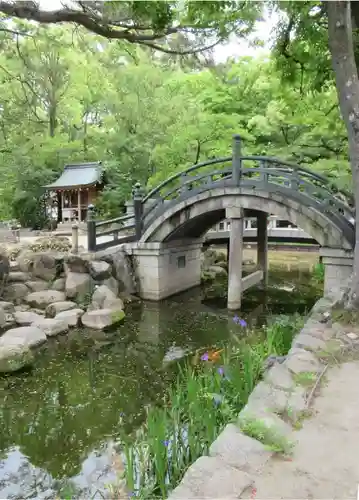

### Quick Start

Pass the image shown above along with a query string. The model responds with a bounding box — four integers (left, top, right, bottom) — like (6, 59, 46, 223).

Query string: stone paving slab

(263, 363, 295, 391)
(292, 332, 326, 351)
(240, 361, 359, 499)
(285, 347, 323, 375)
(168, 456, 253, 499)
(209, 424, 272, 473)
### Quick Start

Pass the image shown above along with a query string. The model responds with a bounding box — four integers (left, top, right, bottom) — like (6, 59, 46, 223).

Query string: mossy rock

(0, 348, 34, 373)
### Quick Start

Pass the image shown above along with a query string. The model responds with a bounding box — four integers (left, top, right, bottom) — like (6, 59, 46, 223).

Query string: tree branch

(0, 1, 225, 55)
(0, 26, 33, 36)
(135, 37, 222, 55)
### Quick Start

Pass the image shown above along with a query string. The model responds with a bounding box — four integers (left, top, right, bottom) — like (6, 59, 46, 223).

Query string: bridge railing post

(232, 134, 242, 186)
(132, 182, 144, 241)
(87, 204, 96, 252)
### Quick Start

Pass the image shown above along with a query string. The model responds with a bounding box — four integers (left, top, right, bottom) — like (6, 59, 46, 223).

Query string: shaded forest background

(0, 19, 349, 227)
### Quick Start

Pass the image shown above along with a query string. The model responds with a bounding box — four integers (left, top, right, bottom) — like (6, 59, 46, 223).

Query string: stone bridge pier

(319, 247, 354, 299)
(130, 239, 203, 300)
(125, 234, 354, 307)
(227, 208, 268, 310)
(127, 209, 269, 307)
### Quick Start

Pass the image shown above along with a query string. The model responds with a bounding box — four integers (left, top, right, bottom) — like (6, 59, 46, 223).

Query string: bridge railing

(87, 135, 355, 251)
(87, 207, 136, 252)
(141, 138, 353, 226)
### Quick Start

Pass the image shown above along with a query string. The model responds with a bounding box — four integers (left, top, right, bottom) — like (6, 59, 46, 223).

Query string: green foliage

(312, 262, 325, 285)
(237, 415, 294, 455)
(121, 314, 302, 498)
(0, 9, 352, 225)
(293, 371, 317, 387)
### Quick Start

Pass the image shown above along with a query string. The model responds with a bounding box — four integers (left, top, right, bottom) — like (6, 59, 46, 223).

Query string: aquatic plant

(119, 314, 303, 498)
(312, 262, 324, 285)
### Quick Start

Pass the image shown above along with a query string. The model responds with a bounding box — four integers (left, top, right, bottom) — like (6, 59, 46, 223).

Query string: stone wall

(168, 294, 342, 499)
(0, 240, 137, 373)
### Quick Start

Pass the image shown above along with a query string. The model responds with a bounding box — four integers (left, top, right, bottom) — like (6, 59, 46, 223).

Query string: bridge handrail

(142, 156, 232, 204)
(142, 154, 353, 214)
(142, 159, 354, 227)
(95, 213, 134, 228)
(146, 168, 232, 209)
(87, 141, 355, 252)
(240, 168, 354, 217)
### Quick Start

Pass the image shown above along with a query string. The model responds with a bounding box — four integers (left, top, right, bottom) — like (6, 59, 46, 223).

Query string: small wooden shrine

(44, 162, 105, 223)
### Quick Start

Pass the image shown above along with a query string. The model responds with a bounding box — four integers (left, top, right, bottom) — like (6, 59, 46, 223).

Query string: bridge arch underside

(140, 188, 352, 249)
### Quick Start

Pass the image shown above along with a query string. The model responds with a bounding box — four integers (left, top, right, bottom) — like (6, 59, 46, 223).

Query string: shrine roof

(45, 162, 103, 189)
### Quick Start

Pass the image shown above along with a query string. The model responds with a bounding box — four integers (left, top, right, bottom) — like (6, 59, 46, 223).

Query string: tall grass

(312, 262, 324, 285)
(119, 314, 303, 499)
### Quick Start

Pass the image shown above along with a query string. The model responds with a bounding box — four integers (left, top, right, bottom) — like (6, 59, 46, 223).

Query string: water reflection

(0, 266, 322, 498)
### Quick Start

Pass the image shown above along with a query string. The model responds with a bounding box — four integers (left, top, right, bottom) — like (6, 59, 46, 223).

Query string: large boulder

(45, 301, 77, 318)
(24, 290, 66, 309)
(102, 277, 118, 296)
(65, 272, 93, 301)
(3, 283, 29, 304)
(55, 308, 84, 327)
(0, 301, 15, 312)
(102, 249, 136, 294)
(17, 249, 63, 280)
(25, 280, 50, 292)
(14, 304, 30, 312)
(8, 272, 29, 283)
(0, 326, 47, 349)
(14, 311, 43, 326)
(32, 253, 63, 281)
(64, 254, 91, 274)
(89, 260, 112, 281)
(33, 318, 68, 337)
(51, 278, 65, 291)
(90, 285, 124, 311)
(81, 309, 125, 330)
(0, 344, 34, 373)
(16, 248, 35, 273)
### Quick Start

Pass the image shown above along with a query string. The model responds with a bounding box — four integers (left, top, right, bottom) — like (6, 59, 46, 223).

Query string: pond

(0, 252, 322, 499)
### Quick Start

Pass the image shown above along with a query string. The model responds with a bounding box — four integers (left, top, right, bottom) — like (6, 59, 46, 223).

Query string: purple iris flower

(233, 314, 240, 324)
(217, 366, 225, 376)
(233, 316, 247, 327)
(162, 440, 169, 447)
(201, 352, 209, 361)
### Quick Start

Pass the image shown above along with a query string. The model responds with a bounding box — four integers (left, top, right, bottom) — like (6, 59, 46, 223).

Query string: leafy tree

(1, 0, 359, 307)
(270, 0, 359, 305)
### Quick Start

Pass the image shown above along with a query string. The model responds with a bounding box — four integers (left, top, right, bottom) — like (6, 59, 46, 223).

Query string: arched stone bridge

(89, 136, 355, 308)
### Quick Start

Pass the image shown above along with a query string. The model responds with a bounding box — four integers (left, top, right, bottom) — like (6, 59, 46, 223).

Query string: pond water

(0, 254, 322, 499)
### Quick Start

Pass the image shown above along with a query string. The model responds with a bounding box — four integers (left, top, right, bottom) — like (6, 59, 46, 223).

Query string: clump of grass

(312, 262, 324, 285)
(119, 314, 303, 498)
(238, 415, 295, 455)
(293, 371, 317, 387)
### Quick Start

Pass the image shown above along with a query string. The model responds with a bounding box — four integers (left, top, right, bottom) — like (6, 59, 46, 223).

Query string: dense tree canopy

(3, 0, 359, 306)
(0, 10, 349, 224)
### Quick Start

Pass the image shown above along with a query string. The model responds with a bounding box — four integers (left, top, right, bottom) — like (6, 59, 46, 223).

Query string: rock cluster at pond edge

(0, 243, 137, 373)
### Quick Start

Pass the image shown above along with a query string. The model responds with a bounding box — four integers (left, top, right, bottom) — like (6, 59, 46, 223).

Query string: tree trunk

(327, 0, 359, 307)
